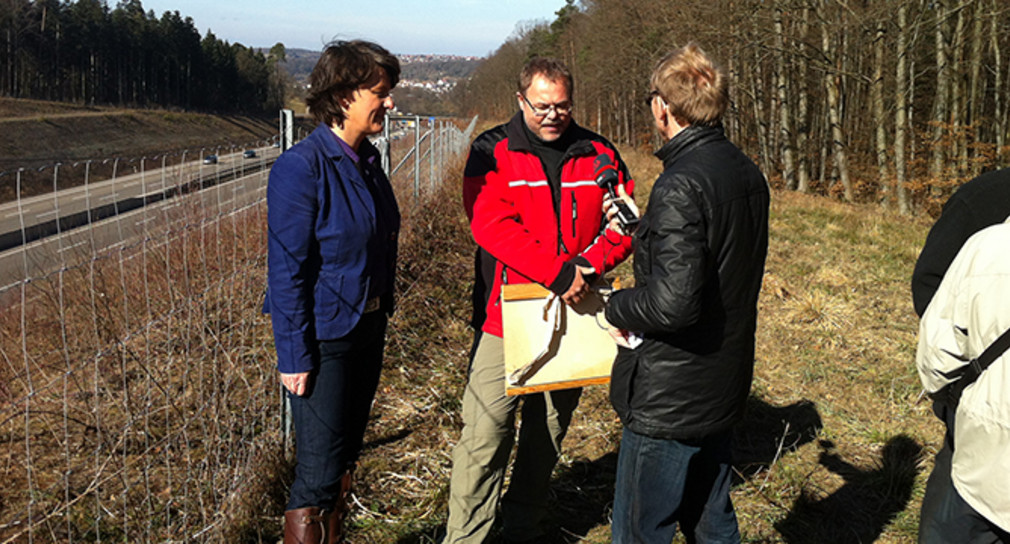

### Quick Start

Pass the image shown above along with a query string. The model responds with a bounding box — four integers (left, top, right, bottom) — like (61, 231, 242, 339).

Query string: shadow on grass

(733, 397, 824, 483)
(390, 396, 825, 543)
(388, 397, 921, 544)
(388, 452, 620, 544)
(774, 435, 923, 544)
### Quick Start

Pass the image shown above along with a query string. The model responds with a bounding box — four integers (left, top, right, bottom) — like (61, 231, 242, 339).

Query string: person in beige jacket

(916, 215, 1010, 542)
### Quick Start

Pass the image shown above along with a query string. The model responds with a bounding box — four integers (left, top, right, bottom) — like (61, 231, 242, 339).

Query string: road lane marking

(58, 240, 88, 253)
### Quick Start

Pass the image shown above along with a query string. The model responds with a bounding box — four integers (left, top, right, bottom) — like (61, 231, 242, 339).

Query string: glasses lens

(523, 94, 570, 117)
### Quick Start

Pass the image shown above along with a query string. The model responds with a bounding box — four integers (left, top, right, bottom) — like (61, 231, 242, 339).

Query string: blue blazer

(265, 124, 400, 373)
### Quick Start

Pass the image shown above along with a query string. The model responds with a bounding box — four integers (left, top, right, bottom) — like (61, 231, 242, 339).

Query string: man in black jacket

(604, 43, 769, 543)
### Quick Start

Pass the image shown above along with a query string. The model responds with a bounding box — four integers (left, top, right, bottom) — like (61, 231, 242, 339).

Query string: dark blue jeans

(612, 427, 739, 544)
(286, 311, 387, 511)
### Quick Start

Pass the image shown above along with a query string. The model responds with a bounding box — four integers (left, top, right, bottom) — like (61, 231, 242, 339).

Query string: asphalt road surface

(0, 145, 278, 292)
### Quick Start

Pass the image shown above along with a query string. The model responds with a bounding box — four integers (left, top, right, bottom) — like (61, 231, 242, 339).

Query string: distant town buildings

(290, 51, 480, 97)
(396, 54, 480, 94)
(397, 54, 482, 63)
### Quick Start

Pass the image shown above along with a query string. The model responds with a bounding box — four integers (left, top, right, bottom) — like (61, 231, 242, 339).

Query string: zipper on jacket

(571, 193, 577, 237)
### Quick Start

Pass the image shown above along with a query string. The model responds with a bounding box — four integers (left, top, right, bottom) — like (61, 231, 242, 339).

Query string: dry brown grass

(333, 146, 939, 543)
(0, 199, 281, 542)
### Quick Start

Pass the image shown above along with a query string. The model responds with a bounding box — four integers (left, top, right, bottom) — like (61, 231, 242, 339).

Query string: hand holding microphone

(594, 155, 639, 235)
(604, 184, 639, 236)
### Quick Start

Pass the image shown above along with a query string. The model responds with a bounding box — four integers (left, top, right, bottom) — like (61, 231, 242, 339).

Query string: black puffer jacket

(605, 124, 769, 440)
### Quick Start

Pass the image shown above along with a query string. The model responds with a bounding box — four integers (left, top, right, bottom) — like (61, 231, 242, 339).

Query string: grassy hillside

(0, 97, 278, 171)
(223, 145, 939, 543)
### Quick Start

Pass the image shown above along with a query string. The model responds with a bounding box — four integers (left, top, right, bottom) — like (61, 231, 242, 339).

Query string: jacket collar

(310, 123, 381, 165)
(655, 124, 726, 168)
(504, 111, 596, 158)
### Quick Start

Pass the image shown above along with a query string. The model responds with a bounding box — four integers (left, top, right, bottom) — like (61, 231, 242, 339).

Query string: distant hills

(277, 48, 481, 90)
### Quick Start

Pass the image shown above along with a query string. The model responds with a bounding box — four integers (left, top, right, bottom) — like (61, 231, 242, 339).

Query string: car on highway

(203, 154, 218, 165)
(243, 150, 257, 159)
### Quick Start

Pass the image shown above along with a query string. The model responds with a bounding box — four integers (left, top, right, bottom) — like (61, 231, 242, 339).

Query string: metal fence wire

(0, 113, 475, 542)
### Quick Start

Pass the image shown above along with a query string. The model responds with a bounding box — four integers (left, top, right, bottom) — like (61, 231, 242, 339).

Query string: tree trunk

(796, 4, 811, 194)
(895, 1, 911, 215)
(774, 7, 796, 190)
(968, 0, 984, 175)
(950, 6, 966, 177)
(928, 0, 950, 184)
(872, 18, 889, 200)
(751, 52, 772, 178)
(821, 12, 852, 201)
(991, 0, 1005, 163)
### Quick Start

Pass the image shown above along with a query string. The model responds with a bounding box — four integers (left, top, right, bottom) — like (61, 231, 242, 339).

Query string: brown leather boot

(326, 469, 354, 543)
(284, 507, 328, 544)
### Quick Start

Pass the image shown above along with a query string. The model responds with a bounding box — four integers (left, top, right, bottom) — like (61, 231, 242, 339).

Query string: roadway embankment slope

(0, 97, 276, 171)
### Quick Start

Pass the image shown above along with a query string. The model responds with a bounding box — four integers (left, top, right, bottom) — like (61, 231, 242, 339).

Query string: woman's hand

(602, 184, 640, 236)
(281, 371, 312, 397)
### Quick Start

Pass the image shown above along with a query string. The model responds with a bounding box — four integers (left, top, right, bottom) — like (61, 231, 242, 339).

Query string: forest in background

(455, 0, 1010, 216)
(0, 0, 287, 113)
(6, 0, 1009, 216)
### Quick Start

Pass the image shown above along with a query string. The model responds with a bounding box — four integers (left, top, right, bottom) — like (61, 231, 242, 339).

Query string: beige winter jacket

(917, 216, 1010, 532)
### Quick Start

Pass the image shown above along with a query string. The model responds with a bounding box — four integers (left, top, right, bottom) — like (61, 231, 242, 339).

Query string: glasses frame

(644, 89, 661, 107)
(520, 93, 573, 118)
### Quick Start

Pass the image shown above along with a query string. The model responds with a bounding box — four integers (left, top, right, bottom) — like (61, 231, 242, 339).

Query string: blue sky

(138, 0, 570, 57)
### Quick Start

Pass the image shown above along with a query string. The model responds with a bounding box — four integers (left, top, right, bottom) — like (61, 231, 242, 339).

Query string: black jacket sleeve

(606, 177, 708, 334)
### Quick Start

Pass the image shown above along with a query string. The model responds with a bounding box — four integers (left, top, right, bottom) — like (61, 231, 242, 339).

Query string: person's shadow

(391, 398, 922, 543)
(774, 435, 923, 543)
(732, 397, 824, 483)
(391, 396, 826, 543)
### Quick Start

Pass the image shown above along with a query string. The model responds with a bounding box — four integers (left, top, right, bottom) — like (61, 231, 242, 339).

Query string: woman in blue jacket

(265, 40, 400, 544)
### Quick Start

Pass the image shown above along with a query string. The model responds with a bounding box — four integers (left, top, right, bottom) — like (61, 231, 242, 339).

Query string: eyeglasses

(644, 89, 661, 107)
(520, 93, 572, 117)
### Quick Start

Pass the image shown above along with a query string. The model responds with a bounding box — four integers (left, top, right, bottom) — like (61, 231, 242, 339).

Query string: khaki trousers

(443, 333, 581, 543)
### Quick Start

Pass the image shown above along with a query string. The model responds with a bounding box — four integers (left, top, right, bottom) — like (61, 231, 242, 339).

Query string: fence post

(280, 109, 294, 152)
(279, 109, 295, 459)
(381, 115, 392, 176)
(414, 115, 421, 199)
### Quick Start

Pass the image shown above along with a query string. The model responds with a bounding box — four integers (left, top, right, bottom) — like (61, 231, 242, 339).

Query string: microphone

(593, 155, 639, 233)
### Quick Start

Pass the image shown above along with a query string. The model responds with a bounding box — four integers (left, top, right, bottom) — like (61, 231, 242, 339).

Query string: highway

(0, 145, 279, 291)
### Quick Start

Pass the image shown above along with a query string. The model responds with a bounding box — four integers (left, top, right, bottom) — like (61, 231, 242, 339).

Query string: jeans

(612, 427, 739, 544)
(286, 311, 387, 511)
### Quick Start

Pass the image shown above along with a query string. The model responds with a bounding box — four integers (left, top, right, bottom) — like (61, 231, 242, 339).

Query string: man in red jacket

(443, 57, 635, 543)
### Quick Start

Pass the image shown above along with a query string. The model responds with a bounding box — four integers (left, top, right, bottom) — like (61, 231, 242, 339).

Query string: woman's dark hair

(306, 40, 400, 127)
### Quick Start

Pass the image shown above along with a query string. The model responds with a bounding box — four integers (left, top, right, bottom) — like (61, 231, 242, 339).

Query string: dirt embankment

(0, 97, 278, 172)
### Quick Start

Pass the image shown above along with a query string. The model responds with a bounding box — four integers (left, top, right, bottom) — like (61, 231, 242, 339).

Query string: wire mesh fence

(0, 113, 475, 542)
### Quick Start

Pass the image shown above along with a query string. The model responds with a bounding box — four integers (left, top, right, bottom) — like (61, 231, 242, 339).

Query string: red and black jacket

(463, 113, 635, 337)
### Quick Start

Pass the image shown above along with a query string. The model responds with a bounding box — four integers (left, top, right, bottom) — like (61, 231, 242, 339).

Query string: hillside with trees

(0, 0, 286, 113)
(456, 0, 1010, 217)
